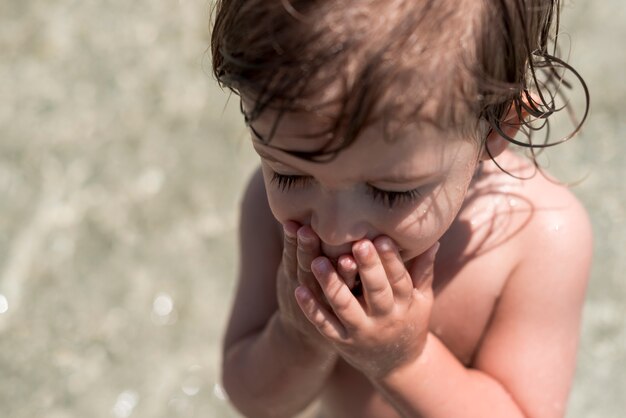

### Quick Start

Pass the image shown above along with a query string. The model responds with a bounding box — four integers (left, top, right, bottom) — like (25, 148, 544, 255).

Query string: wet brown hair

(210, 0, 589, 169)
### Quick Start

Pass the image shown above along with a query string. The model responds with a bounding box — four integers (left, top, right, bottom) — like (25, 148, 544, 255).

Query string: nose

(310, 192, 368, 259)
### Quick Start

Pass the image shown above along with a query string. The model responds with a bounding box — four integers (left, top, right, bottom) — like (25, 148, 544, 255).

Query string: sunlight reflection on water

(0, 294, 8, 314)
(112, 390, 139, 418)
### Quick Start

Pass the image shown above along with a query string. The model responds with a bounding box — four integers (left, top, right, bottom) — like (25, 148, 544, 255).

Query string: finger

(337, 255, 358, 290)
(295, 285, 346, 341)
(281, 221, 300, 278)
(373, 236, 413, 303)
(408, 242, 440, 294)
(296, 226, 324, 297)
(353, 240, 394, 316)
(311, 257, 367, 329)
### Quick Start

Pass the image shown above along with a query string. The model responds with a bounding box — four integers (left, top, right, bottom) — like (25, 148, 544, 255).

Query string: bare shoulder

(470, 151, 593, 417)
(463, 150, 593, 271)
(510, 156, 593, 272)
(223, 166, 283, 349)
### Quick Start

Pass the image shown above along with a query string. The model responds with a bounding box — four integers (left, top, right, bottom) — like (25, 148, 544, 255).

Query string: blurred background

(0, 1, 623, 417)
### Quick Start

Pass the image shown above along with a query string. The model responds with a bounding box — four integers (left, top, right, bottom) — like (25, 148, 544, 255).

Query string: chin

(399, 249, 413, 262)
(400, 248, 426, 264)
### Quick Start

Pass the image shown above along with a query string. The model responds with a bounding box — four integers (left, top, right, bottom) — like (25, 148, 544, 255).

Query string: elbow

(221, 351, 291, 418)
(221, 351, 257, 418)
(221, 362, 262, 418)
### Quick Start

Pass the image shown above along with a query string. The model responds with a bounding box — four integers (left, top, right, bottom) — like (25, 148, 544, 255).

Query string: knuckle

(384, 252, 402, 267)
(283, 251, 296, 269)
(298, 237, 314, 250)
(333, 294, 352, 313)
(297, 248, 313, 263)
(359, 263, 377, 277)
(364, 283, 388, 301)
(297, 257, 312, 273)
(284, 234, 297, 248)
(324, 279, 342, 296)
(389, 271, 408, 285)
(283, 240, 295, 256)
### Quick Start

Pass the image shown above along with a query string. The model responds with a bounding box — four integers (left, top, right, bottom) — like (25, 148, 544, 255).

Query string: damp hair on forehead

(210, 0, 589, 172)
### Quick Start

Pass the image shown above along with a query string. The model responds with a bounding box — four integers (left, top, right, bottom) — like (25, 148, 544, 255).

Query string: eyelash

(270, 172, 422, 208)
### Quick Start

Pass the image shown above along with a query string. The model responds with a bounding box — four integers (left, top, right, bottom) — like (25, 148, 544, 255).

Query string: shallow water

(0, 1, 624, 417)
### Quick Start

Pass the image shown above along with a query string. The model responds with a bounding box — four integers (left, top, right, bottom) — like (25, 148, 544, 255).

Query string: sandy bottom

(0, 1, 624, 417)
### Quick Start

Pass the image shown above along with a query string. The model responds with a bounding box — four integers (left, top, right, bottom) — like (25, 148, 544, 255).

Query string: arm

(223, 313, 337, 418)
(370, 197, 592, 417)
(372, 332, 526, 418)
(222, 168, 337, 418)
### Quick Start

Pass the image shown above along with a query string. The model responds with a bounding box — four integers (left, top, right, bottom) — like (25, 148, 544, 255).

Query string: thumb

(409, 242, 440, 292)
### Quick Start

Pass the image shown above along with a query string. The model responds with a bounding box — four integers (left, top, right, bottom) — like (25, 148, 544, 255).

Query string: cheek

(385, 182, 470, 257)
(384, 210, 442, 260)
(260, 166, 308, 224)
(265, 188, 310, 225)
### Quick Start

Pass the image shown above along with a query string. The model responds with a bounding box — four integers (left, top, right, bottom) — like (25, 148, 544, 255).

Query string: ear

(480, 102, 528, 161)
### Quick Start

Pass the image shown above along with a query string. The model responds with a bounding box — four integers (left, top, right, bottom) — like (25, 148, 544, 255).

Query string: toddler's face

(249, 107, 481, 263)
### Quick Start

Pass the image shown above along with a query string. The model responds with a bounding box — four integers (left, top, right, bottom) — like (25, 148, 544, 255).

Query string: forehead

(249, 103, 477, 177)
(242, 85, 477, 161)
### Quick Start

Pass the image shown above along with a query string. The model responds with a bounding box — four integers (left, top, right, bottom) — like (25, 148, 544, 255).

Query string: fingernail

(339, 255, 356, 271)
(295, 286, 310, 301)
(311, 257, 328, 273)
(355, 241, 370, 257)
(375, 237, 393, 253)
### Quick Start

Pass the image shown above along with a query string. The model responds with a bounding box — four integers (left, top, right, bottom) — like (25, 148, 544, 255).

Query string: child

(211, 0, 592, 417)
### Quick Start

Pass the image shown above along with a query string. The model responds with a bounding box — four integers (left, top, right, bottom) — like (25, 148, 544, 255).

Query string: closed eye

(366, 186, 422, 208)
(270, 172, 422, 208)
(270, 172, 310, 191)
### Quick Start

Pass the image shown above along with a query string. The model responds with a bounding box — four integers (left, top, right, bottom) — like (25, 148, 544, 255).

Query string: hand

(294, 235, 440, 380)
(275, 221, 334, 351)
